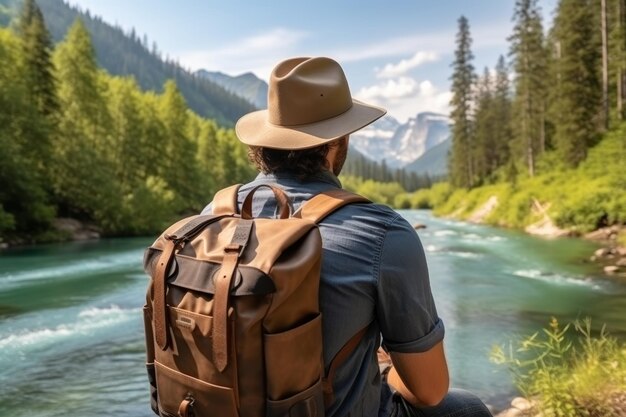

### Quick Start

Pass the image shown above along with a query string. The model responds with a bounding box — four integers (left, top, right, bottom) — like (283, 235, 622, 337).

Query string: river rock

(53, 218, 100, 241)
(617, 247, 626, 257)
(511, 397, 533, 411)
(496, 407, 523, 417)
(604, 265, 620, 274)
(413, 223, 427, 230)
(616, 258, 626, 267)
(594, 247, 611, 258)
(0, 242, 8, 249)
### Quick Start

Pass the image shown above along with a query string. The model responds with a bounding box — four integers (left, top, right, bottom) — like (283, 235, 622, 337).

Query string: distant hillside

(197, 70, 268, 109)
(0, 0, 256, 126)
(404, 136, 450, 177)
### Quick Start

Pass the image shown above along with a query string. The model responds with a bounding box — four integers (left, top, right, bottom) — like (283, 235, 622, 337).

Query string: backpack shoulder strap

(211, 184, 242, 215)
(293, 189, 370, 224)
(322, 324, 371, 406)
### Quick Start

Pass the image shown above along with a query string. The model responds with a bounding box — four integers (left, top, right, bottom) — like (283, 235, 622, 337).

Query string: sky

(66, 0, 558, 123)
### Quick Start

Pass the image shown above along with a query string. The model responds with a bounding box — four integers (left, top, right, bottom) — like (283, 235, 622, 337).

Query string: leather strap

(177, 396, 194, 417)
(212, 184, 242, 215)
(154, 240, 178, 350)
(322, 325, 370, 407)
(154, 214, 233, 351)
(212, 220, 254, 372)
(165, 214, 230, 243)
(293, 189, 370, 224)
(241, 184, 291, 219)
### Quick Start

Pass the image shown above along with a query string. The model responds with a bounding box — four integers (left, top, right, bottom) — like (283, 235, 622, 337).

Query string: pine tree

(14, 0, 58, 177)
(473, 67, 495, 183)
(17, 0, 57, 118)
(52, 19, 119, 225)
(492, 55, 513, 171)
(609, 0, 626, 121)
(0, 28, 55, 236)
(509, 0, 548, 176)
(159, 80, 202, 210)
(602, 0, 610, 129)
(106, 76, 144, 188)
(449, 15, 476, 188)
(549, 0, 601, 166)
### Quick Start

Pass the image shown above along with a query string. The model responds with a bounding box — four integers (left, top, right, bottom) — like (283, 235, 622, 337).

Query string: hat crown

(268, 57, 353, 126)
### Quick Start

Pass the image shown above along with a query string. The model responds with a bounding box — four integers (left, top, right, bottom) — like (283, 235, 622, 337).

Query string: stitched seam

(373, 213, 402, 286)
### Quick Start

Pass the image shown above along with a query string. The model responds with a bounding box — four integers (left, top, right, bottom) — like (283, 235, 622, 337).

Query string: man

(203, 57, 491, 417)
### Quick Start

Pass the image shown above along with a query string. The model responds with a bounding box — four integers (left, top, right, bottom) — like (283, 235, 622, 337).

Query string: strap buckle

(224, 243, 244, 257)
(164, 233, 188, 245)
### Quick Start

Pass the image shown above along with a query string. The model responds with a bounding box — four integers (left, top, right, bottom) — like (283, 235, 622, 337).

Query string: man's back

(202, 170, 444, 417)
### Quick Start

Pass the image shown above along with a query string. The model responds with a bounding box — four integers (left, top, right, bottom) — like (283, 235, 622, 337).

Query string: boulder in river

(413, 223, 427, 230)
(604, 265, 620, 274)
(53, 218, 100, 241)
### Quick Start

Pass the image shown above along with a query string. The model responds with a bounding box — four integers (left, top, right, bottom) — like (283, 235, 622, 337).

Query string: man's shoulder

(324, 198, 412, 234)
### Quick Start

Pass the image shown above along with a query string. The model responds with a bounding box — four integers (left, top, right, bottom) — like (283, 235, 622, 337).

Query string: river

(1, 210, 625, 416)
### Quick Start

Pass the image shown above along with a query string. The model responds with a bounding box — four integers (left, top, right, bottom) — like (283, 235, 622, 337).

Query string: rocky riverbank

(0, 218, 101, 249)
(460, 195, 626, 280)
(495, 393, 626, 417)
(585, 225, 626, 280)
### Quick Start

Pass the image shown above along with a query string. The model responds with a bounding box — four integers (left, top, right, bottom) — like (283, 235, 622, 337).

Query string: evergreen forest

(411, 0, 626, 234)
(0, 0, 255, 243)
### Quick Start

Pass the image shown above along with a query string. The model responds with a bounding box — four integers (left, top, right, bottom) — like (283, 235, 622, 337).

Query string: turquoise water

(1, 211, 625, 415)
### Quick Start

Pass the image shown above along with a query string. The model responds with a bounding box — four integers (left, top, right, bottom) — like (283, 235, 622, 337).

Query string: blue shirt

(202, 170, 444, 417)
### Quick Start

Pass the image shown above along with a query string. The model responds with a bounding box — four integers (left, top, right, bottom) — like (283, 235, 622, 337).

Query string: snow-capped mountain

(351, 112, 451, 169)
(349, 115, 400, 162)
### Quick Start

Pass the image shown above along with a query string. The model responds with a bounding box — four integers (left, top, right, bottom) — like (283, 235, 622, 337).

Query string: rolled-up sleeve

(376, 215, 444, 353)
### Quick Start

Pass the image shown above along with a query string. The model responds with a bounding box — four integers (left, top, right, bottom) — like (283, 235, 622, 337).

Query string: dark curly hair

(247, 143, 334, 179)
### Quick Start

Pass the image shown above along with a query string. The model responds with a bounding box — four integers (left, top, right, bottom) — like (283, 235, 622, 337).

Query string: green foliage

(491, 318, 626, 417)
(0, 14, 256, 242)
(343, 149, 435, 192)
(0, 27, 55, 238)
(402, 182, 455, 210)
(340, 176, 406, 206)
(418, 123, 626, 232)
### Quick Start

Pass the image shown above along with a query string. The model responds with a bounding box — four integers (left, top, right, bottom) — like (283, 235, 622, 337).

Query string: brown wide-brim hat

(236, 57, 387, 150)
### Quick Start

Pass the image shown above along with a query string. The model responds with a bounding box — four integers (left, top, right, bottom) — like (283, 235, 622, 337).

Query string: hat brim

(235, 99, 387, 150)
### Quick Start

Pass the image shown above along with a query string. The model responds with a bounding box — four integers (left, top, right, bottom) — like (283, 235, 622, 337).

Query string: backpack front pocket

(154, 361, 239, 417)
(263, 313, 323, 401)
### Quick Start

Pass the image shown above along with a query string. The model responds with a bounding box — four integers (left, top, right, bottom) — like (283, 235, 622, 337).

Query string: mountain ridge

(351, 112, 451, 174)
(0, 0, 257, 126)
(196, 69, 268, 109)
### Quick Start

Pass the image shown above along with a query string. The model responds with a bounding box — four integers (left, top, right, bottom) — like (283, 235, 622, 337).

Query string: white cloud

(356, 78, 452, 123)
(358, 77, 419, 101)
(376, 51, 439, 78)
(178, 28, 308, 79)
(329, 22, 510, 64)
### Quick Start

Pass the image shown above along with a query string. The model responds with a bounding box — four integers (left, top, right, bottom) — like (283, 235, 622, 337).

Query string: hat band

(267, 102, 355, 128)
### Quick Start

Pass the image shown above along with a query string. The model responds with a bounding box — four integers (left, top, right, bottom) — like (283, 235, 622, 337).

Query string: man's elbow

(413, 381, 449, 407)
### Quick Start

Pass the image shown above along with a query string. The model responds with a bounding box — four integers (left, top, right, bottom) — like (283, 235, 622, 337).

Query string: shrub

(491, 318, 626, 417)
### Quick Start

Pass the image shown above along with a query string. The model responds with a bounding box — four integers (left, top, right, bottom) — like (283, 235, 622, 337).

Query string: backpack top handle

(241, 184, 292, 219)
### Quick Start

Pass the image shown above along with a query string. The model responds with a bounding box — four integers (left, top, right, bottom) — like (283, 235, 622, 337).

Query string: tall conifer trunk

(602, 0, 609, 129)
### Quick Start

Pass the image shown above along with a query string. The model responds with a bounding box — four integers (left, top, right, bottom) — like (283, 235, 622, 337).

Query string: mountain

(349, 115, 400, 161)
(196, 70, 268, 109)
(350, 112, 450, 169)
(0, 0, 256, 126)
(404, 136, 451, 177)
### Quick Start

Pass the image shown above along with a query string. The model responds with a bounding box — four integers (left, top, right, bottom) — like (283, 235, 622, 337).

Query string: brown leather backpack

(143, 184, 369, 417)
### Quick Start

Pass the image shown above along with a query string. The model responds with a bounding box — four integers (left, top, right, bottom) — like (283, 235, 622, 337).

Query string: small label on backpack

(175, 316, 196, 331)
